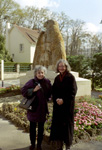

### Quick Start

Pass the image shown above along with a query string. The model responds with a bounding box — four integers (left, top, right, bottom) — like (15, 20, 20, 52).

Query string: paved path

(0, 116, 102, 150)
(0, 116, 29, 150)
(0, 116, 53, 150)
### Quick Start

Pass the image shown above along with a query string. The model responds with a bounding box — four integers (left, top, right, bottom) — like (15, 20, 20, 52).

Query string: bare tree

(88, 34, 102, 57)
(24, 6, 51, 30)
(0, 0, 21, 34)
(68, 19, 86, 55)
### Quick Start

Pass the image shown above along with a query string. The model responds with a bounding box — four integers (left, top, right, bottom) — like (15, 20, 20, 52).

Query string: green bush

(91, 53, 102, 88)
(67, 55, 90, 78)
(0, 34, 12, 62)
(67, 53, 102, 89)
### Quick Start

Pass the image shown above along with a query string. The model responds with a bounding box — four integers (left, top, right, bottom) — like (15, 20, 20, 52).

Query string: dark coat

(21, 77, 52, 122)
(50, 71, 77, 146)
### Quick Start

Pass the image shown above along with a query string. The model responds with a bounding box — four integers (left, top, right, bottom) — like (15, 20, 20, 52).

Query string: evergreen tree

(0, 34, 12, 62)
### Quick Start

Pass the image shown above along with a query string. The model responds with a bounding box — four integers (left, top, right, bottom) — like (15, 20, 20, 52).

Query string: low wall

(20, 70, 91, 97)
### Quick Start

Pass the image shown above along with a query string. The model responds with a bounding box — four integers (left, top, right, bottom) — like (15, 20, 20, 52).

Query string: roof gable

(13, 25, 40, 44)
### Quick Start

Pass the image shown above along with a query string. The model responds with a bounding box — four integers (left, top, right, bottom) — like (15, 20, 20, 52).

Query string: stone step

(71, 71, 79, 78)
(76, 77, 91, 97)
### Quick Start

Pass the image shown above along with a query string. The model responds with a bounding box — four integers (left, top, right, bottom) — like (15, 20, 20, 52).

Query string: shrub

(67, 55, 90, 78)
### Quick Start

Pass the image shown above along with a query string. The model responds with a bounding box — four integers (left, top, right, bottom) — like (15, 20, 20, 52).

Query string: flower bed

(0, 96, 102, 143)
(0, 85, 20, 93)
(0, 85, 21, 97)
(0, 103, 29, 132)
(74, 102, 102, 134)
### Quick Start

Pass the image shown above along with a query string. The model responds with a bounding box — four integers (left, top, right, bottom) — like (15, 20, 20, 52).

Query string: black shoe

(37, 146, 42, 150)
(66, 147, 70, 150)
(29, 145, 35, 150)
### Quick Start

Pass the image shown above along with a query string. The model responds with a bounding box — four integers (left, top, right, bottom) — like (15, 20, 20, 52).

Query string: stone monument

(20, 20, 91, 97)
(33, 20, 66, 70)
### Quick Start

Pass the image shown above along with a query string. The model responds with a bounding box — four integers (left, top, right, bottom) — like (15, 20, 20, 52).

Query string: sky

(14, 0, 102, 33)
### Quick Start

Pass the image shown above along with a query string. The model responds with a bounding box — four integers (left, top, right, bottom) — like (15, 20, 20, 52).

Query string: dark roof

(15, 25, 40, 44)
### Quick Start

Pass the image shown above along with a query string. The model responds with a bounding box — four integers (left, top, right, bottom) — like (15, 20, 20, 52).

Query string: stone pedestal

(19, 70, 91, 97)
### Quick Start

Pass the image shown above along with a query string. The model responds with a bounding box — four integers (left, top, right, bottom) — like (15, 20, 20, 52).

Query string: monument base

(19, 70, 91, 97)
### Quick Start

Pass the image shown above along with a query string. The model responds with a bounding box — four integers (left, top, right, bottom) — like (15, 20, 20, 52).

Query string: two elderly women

(21, 59, 77, 150)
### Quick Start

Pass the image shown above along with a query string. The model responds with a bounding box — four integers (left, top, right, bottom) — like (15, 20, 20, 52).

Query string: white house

(6, 23, 40, 63)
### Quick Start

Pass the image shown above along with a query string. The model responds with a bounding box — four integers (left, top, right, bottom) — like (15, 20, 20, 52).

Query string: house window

(19, 44, 24, 52)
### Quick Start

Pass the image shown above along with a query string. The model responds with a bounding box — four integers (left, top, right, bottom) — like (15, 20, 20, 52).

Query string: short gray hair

(34, 65, 47, 77)
(56, 59, 71, 73)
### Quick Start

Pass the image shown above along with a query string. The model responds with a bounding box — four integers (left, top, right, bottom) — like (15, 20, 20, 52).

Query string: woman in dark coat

(50, 59, 77, 150)
(21, 65, 52, 150)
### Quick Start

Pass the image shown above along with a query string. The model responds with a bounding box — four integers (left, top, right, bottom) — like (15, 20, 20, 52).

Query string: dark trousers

(30, 121, 44, 147)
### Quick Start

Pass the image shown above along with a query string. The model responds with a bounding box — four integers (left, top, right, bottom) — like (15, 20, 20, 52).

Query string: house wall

(7, 27, 35, 63)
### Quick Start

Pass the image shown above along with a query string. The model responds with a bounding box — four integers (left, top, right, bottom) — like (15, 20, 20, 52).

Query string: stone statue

(20, 20, 91, 97)
(33, 20, 66, 70)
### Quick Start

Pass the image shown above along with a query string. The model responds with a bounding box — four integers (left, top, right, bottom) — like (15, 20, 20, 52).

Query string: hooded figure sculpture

(33, 20, 66, 70)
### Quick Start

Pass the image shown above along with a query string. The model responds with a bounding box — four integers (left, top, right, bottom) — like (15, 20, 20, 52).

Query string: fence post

(16, 64, 20, 73)
(1, 60, 4, 87)
(30, 64, 33, 70)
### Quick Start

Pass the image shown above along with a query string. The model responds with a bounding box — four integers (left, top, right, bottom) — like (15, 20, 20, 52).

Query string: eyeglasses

(58, 65, 66, 68)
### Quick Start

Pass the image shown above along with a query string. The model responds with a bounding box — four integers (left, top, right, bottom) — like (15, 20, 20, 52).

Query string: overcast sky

(14, 0, 102, 33)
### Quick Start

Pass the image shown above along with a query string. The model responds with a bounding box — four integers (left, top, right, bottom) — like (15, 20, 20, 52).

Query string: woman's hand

(33, 85, 41, 92)
(56, 98, 63, 105)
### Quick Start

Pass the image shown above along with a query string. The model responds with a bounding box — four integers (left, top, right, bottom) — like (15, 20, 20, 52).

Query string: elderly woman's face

(58, 62, 66, 74)
(36, 70, 45, 79)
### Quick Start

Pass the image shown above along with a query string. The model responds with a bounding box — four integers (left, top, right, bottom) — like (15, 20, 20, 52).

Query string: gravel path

(91, 90, 102, 99)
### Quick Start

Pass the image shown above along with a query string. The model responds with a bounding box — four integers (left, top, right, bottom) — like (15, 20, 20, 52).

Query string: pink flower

(74, 126, 78, 130)
(74, 100, 102, 131)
